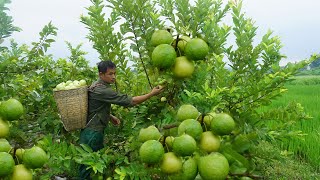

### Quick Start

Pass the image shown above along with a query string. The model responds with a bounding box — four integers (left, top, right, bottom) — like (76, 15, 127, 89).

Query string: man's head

(98, 60, 116, 84)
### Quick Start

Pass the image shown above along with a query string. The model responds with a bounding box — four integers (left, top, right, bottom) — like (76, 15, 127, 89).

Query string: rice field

(265, 75, 320, 170)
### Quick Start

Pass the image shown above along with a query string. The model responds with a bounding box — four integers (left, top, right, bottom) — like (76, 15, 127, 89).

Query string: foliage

(1, 43, 94, 133)
(261, 82, 320, 171)
(258, 102, 311, 142)
(33, 134, 156, 179)
(0, 18, 96, 170)
(1, 0, 320, 179)
(309, 57, 320, 69)
(76, 0, 319, 178)
(108, 0, 163, 89)
(0, 0, 21, 42)
(297, 67, 320, 76)
(287, 75, 320, 85)
(253, 141, 320, 179)
(28, 22, 57, 59)
(80, 0, 136, 93)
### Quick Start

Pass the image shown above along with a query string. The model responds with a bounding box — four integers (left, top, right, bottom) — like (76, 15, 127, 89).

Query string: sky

(3, 0, 320, 66)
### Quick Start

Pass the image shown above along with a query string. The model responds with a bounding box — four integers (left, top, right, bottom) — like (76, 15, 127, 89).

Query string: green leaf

(232, 134, 252, 153)
(220, 144, 249, 169)
(229, 161, 247, 174)
(80, 144, 93, 153)
(45, 39, 55, 43)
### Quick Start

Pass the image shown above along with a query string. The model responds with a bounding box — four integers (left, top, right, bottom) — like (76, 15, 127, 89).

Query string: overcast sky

(4, 0, 320, 66)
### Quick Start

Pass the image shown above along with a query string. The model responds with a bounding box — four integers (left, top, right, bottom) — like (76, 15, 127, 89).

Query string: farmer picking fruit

(79, 60, 164, 179)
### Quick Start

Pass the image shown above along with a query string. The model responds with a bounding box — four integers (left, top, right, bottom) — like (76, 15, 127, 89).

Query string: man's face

(100, 68, 116, 84)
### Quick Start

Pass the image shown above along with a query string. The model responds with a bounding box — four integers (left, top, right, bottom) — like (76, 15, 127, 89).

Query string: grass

(264, 76, 320, 170)
(254, 141, 320, 179)
(287, 75, 320, 85)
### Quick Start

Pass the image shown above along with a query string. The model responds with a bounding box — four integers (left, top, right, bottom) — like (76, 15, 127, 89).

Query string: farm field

(265, 75, 320, 170)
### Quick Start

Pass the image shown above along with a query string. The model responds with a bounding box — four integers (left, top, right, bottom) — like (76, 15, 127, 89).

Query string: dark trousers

(79, 128, 104, 180)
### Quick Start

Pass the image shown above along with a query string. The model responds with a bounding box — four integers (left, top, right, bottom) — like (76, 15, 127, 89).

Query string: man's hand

(110, 115, 121, 126)
(131, 85, 165, 106)
(151, 85, 165, 96)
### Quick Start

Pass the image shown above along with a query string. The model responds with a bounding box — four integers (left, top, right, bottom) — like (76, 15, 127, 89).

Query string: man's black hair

(97, 60, 116, 73)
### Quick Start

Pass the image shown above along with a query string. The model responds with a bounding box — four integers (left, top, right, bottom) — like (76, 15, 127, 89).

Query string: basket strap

(88, 83, 104, 92)
(86, 102, 107, 126)
(86, 82, 106, 127)
(85, 114, 98, 128)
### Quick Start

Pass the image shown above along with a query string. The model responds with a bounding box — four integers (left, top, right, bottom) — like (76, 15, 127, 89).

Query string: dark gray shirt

(86, 78, 133, 132)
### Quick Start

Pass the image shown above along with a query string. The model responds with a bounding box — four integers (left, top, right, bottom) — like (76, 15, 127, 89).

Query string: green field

(266, 76, 320, 170)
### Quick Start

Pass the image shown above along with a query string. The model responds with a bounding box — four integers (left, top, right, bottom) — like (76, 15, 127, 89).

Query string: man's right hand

(131, 85, 165, 106)
(151, 85, 165, 96)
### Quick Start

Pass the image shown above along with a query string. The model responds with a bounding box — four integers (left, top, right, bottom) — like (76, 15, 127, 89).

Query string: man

(79, 60, 164, 179)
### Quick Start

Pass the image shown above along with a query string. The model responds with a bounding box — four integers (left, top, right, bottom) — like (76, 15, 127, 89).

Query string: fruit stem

(162, 123, 179, 130)
(174, 34, 180, 56)
(164, 139, 170, 151)
(129, 20, 153, 89)
(141, 58, 153, 89)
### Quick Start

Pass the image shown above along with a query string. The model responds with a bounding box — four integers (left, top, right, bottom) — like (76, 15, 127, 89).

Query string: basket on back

(53, 86, 88, 131)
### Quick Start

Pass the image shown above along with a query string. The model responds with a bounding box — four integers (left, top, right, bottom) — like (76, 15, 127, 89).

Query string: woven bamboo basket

(53, 86, 88, 131)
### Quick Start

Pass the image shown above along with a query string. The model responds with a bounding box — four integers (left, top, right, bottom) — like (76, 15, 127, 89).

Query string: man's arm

(131, 85, 164, 105)
(109, 86, 164, 125)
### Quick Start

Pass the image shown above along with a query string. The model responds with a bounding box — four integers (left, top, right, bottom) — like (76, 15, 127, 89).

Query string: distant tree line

(297, 57, 320, 76)
(309, 57, 320, 69)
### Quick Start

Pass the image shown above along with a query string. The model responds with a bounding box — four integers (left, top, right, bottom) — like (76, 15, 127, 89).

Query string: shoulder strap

(85, 104, 107, 127)
(86, 83, 106, 127)
(88, 83, 104, 92)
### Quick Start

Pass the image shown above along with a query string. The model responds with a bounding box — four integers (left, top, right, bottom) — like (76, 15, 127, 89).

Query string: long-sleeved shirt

(85, 78, 133, 132)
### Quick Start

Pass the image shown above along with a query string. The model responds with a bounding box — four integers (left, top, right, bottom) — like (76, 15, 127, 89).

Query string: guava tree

(0, 0, 96, 132)
(0, 1, 102, 178)
(77, 0, 318, 179)
(0, 0, 20, 44)
(0, 4, 97, 176)
(0, 29, 98, 179)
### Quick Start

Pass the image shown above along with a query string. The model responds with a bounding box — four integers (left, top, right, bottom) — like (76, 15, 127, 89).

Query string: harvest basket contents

(53, 80, 88, 131)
